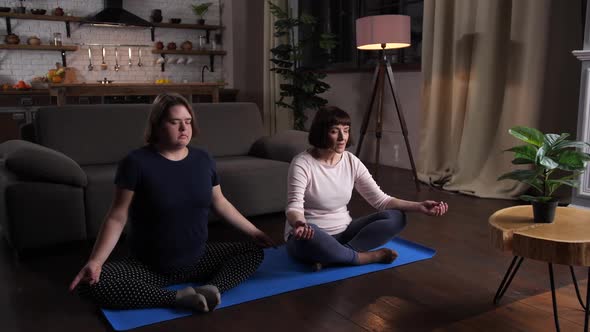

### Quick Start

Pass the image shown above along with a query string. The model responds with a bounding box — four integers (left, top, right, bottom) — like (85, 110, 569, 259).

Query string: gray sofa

(0, 103, 308, 252)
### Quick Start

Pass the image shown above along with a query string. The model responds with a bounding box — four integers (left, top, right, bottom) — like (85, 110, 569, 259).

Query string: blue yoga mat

(102, 238, 435, 331)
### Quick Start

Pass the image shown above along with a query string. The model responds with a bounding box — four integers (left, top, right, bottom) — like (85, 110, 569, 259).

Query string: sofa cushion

(36, 105, 150, 166)
(250, 130, 310, 163)
(215, 156, 288, 217)
(82, 164, 118, 238)
(192, 103, 264, 157)
(3, 140, 87, 187)
(6, 183, 86, 250)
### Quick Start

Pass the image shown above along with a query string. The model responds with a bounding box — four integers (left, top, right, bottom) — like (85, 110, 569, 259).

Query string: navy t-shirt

(115, 145, 218, 271)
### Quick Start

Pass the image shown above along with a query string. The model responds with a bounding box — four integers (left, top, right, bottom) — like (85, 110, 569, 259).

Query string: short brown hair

(145, 93, 198, 144)
(308, 106, 354, 149)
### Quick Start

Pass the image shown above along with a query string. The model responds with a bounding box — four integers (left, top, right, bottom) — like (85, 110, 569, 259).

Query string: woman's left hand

(250, 229, 276, 248)
(418, 200, 448, 216)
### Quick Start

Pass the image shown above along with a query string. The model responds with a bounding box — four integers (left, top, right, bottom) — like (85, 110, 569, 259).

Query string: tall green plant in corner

(269, 2, 336, 130)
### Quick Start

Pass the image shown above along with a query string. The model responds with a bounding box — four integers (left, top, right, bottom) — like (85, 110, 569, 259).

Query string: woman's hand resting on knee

(69, 260, 102, 291)
(417, 200, 449, 216)
(292, 220, 314, 240)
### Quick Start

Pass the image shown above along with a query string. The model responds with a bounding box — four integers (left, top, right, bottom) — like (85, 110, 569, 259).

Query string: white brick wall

(0, 0, 224, 84)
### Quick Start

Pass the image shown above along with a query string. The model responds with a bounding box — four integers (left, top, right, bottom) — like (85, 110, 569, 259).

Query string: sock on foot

(193, 285, 221, 311)
(175, 287, 209, 312)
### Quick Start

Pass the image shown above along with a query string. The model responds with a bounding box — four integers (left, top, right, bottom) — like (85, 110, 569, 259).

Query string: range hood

(84, 0, 151, 27)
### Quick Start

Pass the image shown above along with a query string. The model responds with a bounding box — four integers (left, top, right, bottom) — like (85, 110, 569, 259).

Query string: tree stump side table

(489, 205, 590, 332)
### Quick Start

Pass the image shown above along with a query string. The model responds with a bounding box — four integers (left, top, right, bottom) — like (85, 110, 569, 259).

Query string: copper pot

(180, 40, 192, 51)
(5, 34, 20, 45)
(166, 42, 177, 50)
(155, 41, 164, 50)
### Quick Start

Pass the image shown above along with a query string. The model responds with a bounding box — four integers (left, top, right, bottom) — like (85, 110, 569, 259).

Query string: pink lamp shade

(356, 15, 411, 50)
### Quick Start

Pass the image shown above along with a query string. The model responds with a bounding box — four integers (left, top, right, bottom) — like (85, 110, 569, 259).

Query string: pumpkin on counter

(13, 80, 31, 90)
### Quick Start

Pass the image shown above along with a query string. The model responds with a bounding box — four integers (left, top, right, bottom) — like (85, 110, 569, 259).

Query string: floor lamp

(355, 14, 420, 192)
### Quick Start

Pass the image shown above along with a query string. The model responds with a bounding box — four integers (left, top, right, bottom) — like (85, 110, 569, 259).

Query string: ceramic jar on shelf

(150, 9, 162, 23)
(27, 36, 41, 46)
(5, 33, 20, 45)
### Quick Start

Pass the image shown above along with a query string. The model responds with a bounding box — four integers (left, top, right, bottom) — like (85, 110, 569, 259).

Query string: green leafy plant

(498, 126, 590, 202)
(268, 2, 337, 130)
(192, 3, 212, 20)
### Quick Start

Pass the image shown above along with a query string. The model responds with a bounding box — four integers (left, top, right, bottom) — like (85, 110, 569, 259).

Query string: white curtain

(418, 0, 582, 198)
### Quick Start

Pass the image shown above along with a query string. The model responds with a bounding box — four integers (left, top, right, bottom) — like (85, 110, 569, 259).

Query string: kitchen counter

(47, 82, 225, 105)
(0, 89, 51, 95)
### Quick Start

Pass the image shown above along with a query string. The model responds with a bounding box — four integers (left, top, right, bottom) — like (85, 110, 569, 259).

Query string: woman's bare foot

(357, 248, 398, 265)
(193, 285, 221, 311)
(175, 287, 209, 312)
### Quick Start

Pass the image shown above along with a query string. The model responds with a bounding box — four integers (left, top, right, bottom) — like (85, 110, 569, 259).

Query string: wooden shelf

(151, 49, 226, 72)
(0, 44, 78, 51)
(149, 22, 223, 42)
(152, 22, 222, 30)
(0, 44, 77, 66)
(0, 12, 226, 70)
(0, 12, 82, 38)
(0, 12, 84, 22)
(151, 49, 226, 56)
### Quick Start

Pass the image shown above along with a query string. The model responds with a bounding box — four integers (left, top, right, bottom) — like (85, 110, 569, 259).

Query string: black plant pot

(197, 18, 205, 25)
(532, 200, 558, 223)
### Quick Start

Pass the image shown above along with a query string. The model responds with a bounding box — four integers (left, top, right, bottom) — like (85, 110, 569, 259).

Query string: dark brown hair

(308, 106, 354, 149)
(144, 93, 198, 144)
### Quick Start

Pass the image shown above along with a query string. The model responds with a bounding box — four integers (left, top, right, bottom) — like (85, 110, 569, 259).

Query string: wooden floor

(2, 166, 588, 332)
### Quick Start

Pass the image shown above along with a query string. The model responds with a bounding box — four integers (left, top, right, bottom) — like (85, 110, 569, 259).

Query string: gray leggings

(286, 210, 406, 265)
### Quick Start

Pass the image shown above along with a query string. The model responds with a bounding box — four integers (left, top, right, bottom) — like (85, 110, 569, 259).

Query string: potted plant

(192, 2, 212, 25)
(498, 126, 590, 223)
(268, 2, 337, 130)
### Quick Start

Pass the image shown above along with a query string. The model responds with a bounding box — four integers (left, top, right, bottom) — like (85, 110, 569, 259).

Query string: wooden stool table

(489, 206, 590, 332)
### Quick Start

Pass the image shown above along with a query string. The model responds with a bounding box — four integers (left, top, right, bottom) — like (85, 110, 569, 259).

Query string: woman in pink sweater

(285, 106, 448, 270)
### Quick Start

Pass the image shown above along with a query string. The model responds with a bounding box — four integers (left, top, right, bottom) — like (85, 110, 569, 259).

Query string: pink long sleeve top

(284, 150, 394, 240)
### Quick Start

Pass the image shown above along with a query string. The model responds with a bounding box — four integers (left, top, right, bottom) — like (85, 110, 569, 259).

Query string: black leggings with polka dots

(78, 241, 264, 309)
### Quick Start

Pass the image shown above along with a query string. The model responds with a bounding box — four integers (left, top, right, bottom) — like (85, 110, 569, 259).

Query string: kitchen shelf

(0, 44, 78, 66)
(151, 49, 226, 72)
(0, 12, 225, 44)
(151, 49, 226, 55)
(150, 22, 223, 42)
(0, 12, 83, 37)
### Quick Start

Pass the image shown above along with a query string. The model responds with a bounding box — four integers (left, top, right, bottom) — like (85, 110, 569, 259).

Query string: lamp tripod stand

(355, 48, 420, 192)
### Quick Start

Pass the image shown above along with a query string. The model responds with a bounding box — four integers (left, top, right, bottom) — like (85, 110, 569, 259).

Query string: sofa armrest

(0, 140, 87, 187)
(250, 130, 309, 163)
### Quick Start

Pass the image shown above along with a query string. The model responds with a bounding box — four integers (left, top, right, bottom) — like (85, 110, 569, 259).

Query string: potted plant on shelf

(498, 126, 590, 223)
(192, 2, 212, 25)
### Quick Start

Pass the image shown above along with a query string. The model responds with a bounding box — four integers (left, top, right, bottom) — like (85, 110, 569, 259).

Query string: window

(298, 0, 423, 71)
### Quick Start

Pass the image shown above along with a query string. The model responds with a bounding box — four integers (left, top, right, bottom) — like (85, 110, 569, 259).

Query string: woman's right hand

(292, 220, 314, 240)
(69, 260, 102, 292)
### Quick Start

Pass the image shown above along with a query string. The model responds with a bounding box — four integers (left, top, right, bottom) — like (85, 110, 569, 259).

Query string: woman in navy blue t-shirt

(69, 93, 275, 312)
